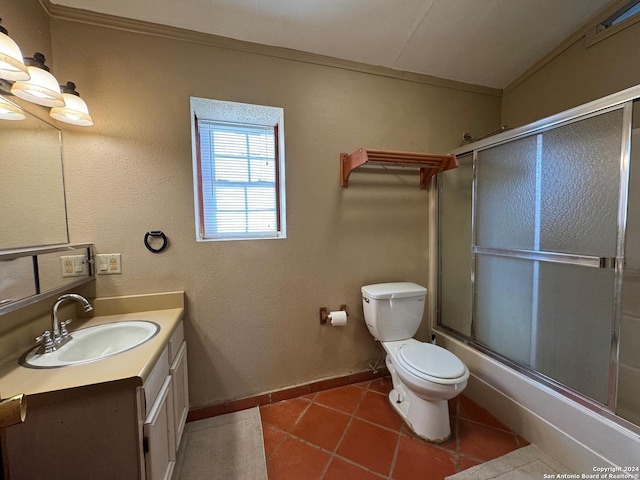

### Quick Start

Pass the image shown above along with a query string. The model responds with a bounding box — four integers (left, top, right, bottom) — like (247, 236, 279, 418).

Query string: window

(191, 98, 286, 241)
(586, 0, 640, 46)
(599, 0, 640, 29)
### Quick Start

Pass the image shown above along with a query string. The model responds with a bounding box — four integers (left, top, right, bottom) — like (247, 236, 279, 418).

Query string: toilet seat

(396, 343, 466, 384)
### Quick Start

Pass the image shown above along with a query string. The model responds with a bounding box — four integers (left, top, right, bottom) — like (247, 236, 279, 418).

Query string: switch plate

(96, 253, 122, 275)
(60, 255, 89, 277)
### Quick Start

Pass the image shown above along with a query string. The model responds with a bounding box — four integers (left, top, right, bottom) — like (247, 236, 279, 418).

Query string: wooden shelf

(340, 148, 458, 189)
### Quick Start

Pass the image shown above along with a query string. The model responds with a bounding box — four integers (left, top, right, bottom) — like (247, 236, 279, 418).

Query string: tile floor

(260, 377, 529, 480)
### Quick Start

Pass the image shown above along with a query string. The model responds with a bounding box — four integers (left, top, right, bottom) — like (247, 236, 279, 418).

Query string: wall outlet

(60, 255, 89, 277)
(96, 253, 122, 275)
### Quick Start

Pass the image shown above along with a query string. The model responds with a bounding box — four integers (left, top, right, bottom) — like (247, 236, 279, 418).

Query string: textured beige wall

(3, 5, 500, 407)
(502, 19, 640, 128)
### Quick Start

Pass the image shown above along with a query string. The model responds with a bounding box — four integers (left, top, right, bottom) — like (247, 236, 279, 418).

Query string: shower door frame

(433, 84, 640, 431)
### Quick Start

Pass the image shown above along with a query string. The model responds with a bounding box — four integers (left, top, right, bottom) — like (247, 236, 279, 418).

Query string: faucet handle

(35, 331, 50, 343)
(35, 331, 55, 354)
(60, 319, 72, 338)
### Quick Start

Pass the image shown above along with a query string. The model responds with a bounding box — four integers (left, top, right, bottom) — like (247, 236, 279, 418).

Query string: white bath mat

(173, 407, 268, 480)
(446, 444, 572, 480)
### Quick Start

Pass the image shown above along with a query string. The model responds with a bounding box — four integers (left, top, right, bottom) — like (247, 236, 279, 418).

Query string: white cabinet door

(143, 376, 176, 480)
(170, 341, 189, 449)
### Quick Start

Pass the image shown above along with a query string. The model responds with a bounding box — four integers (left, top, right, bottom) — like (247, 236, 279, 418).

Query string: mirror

(0, 99, 89, 316)
(0, 256, 34, 307)
(0, 100, 68, 250)
(0, 244, 94, 314)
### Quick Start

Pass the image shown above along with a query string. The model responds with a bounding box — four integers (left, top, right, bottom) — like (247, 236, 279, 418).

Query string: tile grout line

(263, 423, 287, 462)
(453, 396, 461, 472)
(260, 396, 314, 470)
(263, 379, 526, 479)
(458, 416, 517, 435)
(364, 379, 402, 479)
(292, 399, 313, 430)
(315, 384, 458, 456)
(289, 380, 463, 476)
(317, 379, 368, 479)
(269, 380, 530, 479)
(387, 429, 402, 479)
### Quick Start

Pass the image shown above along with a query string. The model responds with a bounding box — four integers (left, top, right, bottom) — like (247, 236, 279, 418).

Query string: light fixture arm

(24, 52, 50, 71)
(61, 81, 80, 96)
(0, 19, 10, 36)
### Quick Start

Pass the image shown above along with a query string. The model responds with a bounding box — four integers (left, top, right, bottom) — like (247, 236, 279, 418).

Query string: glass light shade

(50, 92, 93, 126)
(0, 32, 29, 81)
(11, 66, 64, 107)
(0, 95, 24, 120)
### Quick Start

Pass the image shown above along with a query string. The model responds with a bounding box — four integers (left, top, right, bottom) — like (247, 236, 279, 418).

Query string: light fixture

(50, 81, 93, 126)
(11, 52, 64, 107)
(0, 95, 24, 120)
(0, 19, 29, 82)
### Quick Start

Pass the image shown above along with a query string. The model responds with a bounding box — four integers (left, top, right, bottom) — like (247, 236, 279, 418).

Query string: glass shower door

(618, 126, 640, 425)
(472, 105, 630, 407)
(440, 153, 474, 337)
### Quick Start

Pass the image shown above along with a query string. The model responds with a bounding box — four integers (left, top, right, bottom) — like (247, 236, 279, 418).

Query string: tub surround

(438, 333, 640, 472)
(0, 291, 185, 397)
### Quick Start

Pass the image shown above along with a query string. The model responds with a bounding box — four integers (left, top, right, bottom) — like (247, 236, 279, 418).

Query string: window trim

(194, 114, 206, 239)
(585, 0, 640, 47)
(191, 98, 286, 242)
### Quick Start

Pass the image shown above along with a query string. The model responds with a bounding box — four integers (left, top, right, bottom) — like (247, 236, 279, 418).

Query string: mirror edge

(0, 243, 95, 316)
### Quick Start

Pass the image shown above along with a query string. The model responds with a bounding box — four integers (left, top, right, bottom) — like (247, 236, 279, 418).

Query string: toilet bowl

(383, 339, 468, 442)
(361, 282, 469, 442)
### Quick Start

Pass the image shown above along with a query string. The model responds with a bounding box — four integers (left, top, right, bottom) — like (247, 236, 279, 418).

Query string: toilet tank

(361, 282, 427, 342)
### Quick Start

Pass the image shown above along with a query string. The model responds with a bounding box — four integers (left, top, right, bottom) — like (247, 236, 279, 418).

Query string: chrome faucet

(52, 294, 93, 344)
(36, 294, 93, 354)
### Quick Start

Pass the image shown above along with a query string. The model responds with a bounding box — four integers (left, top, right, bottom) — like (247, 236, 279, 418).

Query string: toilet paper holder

(319, 305, 348, 325)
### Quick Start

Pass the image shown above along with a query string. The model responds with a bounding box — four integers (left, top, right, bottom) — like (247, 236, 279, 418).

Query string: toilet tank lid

(361, 282, 427, 299)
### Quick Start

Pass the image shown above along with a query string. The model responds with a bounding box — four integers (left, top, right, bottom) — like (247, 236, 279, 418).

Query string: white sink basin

(21, 320, 160, 368)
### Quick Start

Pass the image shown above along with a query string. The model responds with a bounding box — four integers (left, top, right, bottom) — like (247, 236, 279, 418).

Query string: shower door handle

(598, 258, 618, 269)
(474, 247, 621, 270)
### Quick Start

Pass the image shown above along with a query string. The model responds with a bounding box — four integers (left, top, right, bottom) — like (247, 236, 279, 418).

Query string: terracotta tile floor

(260, 377, 529, 480)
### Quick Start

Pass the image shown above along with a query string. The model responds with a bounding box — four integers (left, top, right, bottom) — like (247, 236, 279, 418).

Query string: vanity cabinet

(1, 320, 189, 480)
(143, 373, 176, 480)
(141, 321, 188, 480)
(171, 340, 189, 447)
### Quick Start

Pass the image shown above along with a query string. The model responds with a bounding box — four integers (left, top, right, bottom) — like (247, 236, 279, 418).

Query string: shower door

(439, 103, 632, 410)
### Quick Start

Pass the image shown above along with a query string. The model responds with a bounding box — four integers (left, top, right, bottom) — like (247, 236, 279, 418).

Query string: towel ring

(144, 231, 168, 253)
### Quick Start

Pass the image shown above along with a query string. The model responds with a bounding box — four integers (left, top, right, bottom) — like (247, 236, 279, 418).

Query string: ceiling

(51, 0, 613, 89)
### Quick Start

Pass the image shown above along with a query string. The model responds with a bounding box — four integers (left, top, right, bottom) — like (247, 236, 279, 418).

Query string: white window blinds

(196, 119, 282, 239)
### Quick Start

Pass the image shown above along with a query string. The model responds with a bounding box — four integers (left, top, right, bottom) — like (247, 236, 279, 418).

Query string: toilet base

(380, 339, 466, 443)
(388, 386, 452, 443)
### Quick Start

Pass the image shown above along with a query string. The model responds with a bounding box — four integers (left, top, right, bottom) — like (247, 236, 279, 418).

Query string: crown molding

(504, 0, 630, 94)
(41, 0, 501, 97)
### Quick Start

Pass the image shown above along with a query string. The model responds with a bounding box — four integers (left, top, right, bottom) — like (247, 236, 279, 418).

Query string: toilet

(361, 282, 469, 442)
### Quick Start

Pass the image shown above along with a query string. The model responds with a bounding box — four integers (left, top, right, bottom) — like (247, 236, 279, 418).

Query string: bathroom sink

(21, 320, 160, 368)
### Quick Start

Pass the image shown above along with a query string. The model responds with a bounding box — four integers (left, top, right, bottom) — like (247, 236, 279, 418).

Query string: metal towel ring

(144, 231, 168, 253)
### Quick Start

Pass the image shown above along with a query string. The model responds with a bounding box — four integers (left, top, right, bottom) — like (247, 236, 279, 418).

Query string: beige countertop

(0, 292, 185, 397)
